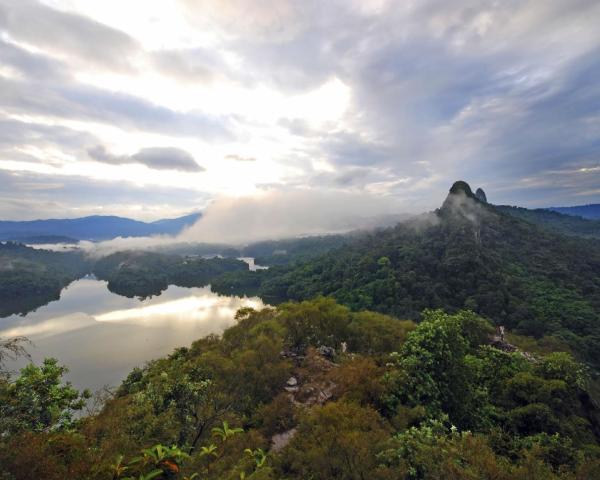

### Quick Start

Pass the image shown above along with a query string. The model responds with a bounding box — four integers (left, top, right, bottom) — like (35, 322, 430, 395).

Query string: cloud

(0, 169, 209, 221)
(133, 148, 204, 172)
(67, 186, 413, 256)
(0, 75, 233, 139)
(225, 154, 256, 162)
(0, 0, 138, 71)
(0, 39, 233, 139)
(88, 146, 204, 172)
(178, 187, 406, 244)
(151, 48, 228, 84)
(191, 0, 600, 205)
(1, 0, 600, 218)
(0, 116, 96, 151)
(0, 38, 67, 81)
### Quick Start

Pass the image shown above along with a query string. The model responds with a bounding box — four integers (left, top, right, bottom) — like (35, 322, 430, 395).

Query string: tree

(0, 336, 30, 374)
(384, 310, 491, 429)
(280, 401, 390, 480)
(0, 358, 90, 434)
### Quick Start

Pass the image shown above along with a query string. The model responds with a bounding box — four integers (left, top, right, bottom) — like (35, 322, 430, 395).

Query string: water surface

(0, 278, 264, 392)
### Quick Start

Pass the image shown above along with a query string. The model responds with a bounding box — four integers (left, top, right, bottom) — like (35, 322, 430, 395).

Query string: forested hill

(496, 204, 600, 238)
(213, 181, 600, 367)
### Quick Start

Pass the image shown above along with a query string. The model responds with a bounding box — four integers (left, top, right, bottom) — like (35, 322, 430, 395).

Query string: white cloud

(0, 0, 599, 220)
(178, 187, 406, 244)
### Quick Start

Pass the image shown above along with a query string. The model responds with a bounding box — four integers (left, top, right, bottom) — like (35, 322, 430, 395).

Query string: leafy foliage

(1, 298, 599, 479)
(0, 358, 90, 434)
(93, 251, 249, 298)
(2, 182, 600, 478)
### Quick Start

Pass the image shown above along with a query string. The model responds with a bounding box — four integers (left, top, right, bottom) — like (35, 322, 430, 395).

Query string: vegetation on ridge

(213, 186, 600, 369)
(1, 298, 600, 479)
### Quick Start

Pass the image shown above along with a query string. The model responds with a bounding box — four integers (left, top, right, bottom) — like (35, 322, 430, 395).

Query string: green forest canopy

(1, 298, 600, 479)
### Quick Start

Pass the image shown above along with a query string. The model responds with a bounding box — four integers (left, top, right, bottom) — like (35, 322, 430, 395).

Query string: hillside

(0, 213, 201, 242)
(2, 298, 600, 479)
(3, 183, 600, 479)
(550, 204, 600, 220)
(497, 205, 600, 238)
(213, 182, 600, 367)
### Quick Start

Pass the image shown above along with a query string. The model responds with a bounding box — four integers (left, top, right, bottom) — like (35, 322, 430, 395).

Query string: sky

(0, 0, 599, 221)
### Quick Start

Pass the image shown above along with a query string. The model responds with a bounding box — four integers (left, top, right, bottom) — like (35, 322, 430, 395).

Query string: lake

(0, 277, 265, 392)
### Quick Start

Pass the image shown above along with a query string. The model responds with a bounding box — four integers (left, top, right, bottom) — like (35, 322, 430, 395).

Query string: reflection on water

(238, 257, 269, 271)
(0, 278, 264, 392)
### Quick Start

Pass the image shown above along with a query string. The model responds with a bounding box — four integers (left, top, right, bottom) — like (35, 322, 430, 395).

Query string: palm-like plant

(198, 443, 218, 459)
(244, 448, 267, 468)
(135, 444, 189, 465)
(211, 421, 243, 442)
(198, 442, 219, 474)
(121, 444, 190, 479)
(111, 455, 129, 479)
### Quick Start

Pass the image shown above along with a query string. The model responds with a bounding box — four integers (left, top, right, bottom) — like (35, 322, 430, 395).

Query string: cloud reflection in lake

(0, 278, 264, 392)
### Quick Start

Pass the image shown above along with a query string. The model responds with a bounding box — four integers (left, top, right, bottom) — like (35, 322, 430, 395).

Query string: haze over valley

(1, 1, 600, 479)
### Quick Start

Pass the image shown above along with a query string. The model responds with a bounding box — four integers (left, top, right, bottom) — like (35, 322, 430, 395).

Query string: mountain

(0, 212, 201, 242)
(496, 204, 600, 238)
(4, 182, 600, 479)
(212, 181, 600, 367)
(549, 204, 600, 220)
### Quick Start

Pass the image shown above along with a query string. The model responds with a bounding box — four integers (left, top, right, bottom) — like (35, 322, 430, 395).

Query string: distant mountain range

(548, 204, 600, 219)
(0, 213, 201, 242)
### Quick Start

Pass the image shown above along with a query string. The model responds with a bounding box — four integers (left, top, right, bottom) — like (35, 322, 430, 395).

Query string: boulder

(317, 345, 335, 359)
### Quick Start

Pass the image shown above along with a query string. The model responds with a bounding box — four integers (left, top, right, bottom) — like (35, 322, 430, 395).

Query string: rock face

(317, 345, 335, 359)
(475, 188, 488, 203)
(286, 376, 298, 386)
(449, 180, 474, 197)
(447, 181, 487, 204)
(271, 428, 298, 453)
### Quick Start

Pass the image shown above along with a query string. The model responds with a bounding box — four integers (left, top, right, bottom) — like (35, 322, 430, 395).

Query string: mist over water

(178, 189, 407, 244)
(27, 189, 411, 257)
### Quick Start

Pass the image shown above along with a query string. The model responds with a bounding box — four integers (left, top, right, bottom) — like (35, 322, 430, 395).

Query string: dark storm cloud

(88, 146, 204, 172)
(0, 0, 138, 71)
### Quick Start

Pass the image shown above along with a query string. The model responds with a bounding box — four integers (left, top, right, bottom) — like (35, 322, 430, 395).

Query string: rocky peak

(475, 188, 487, 203)
(449, 180, 474, 197)
(446, 181, 487, 204)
